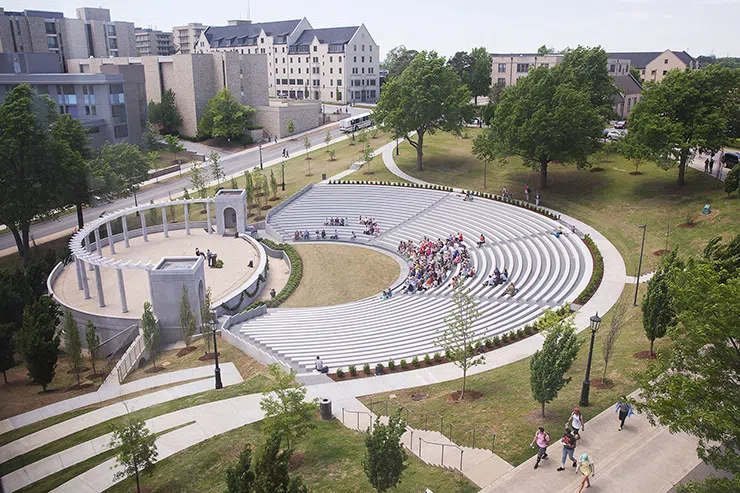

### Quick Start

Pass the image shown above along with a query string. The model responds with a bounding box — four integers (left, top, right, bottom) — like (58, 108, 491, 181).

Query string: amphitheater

(239, 183, 593, 372)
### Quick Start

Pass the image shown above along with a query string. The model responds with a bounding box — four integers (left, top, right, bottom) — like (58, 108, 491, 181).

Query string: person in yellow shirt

(577, 453, 594, 492)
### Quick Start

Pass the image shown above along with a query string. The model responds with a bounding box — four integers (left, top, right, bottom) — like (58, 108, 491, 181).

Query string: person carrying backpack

(557, 427, 577, 471)
(616, 398, 634, 431)
(530, 427, 550, 469)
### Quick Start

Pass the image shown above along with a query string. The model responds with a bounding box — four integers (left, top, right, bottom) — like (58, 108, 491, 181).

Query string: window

(651, 69, 656, 75)
(313, 79, 320, 86)
(609, 64, 616, 72)
(339, 56, 342, 62)
(297, 79, 304, 85)
(337, 91, 342, 101)
(361, 56, 365, 62)
(313, 56, 318, 62)
(370, 45, 373, 52)
(369, 68, 374, 74)
(354, 56, 357, 63)
(261, 48, 265, 54)
(330, 67, 333, 74)
(107, 24, 116, 36)
(87, 126, 100, 134)
(329, 56, 333, 62)
(109, 84, 124, 104)
(260, 37, 264, 43)
(82, 85, 95, 104)
(111, 104, 127, 124)
(369, 56, 372, 62)
(361, 67, 365, 74)
(313, 46, 317, 52)
(361, 45, 365, 51)
(290, 68, 293, 74)
(289, 79, 296, 85)
(114, 124, 129, 138)
(56, 85, 76, 104)
(276, 79, 281, 85)
(337, 79, 342, 86)
(298, 68, 301, 74)
(339, 67, 342, 74)
(330, 79, 334, 86)
(45, 21, 56, 34)
(497, 77, 505, 84)
(664, 58, 668, 64)
(282, 79, 288, 84)
(516, 63, 529, 73)
(353, 45, 357, 51)
(275, 57, 278, 63)
(370, 90, 376, 99)
(84, 105, 97, 116)
(47, 36, 58, 49)
(290, 57, 293, 63)
(662, 70, 667, 75)
(109, 38, 118, 49)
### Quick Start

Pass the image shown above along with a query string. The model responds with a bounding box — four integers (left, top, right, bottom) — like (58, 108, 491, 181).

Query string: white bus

(339, 113, 373, 133)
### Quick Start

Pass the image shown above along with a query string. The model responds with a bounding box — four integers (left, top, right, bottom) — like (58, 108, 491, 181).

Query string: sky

(4, 0, 740, 59)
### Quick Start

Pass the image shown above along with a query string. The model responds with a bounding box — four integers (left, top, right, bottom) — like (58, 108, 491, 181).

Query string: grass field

(359, 285, 668, 467)
(106, 417, 476, 493)
(283, 244, 400, 308)
(393, 130, 740, 273)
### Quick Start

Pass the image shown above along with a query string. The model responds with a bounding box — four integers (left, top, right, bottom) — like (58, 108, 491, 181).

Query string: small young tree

(435, 280, 484, 400)
(164, 134, 184, 164)
(209, 151, 224, 186)
(179, 285, 196, 348)
(200, 287, 213, 354)
(226, 433, 308, 493)
(225, 441, 255, 493)
(529, 310, 581, 417)
(0, 323, 15, 384)
(269, 169, 279, 199)
(327, 149, 337, 161)
(19, 296, 61, 391)
(364, 410, 408, 493)
(140, 122, 161, 152)
(189, 162, 207, 199)
(62, 311, 84, 386)
(324, 130, 332, 147)
(303, 136, 313, 175)
(601, 298, 627, 384)
(85, 320, 100, 377)
(286, 120, 296, 138)
(362, 144, 375, 174)
(370, 127, 379, 139)
(642, 268, 675, 356)
(244, 171, 254, 211)
(141, 302, 159, 368)
(259, 363, 318, 449)
(110, 417, 158, 493)
(148, 88, 182, 134)
(230, 176, 238, 189)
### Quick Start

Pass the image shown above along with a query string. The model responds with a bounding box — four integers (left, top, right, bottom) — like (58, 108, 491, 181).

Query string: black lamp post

(579, 312, 602, 407)
(396, 137, 399, 156)
(210, 312, 223, 390)
(633, 225, 647, 306)
(281, 158, 286, 191)
(259, 144, 263, 170)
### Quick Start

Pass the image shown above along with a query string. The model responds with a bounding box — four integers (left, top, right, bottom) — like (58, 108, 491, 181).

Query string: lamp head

(590, 312, 602, 333)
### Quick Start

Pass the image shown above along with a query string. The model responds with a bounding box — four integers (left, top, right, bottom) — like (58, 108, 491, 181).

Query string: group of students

(501, 185, 541, 206)
(293, 229, 341, 241)
(530, 400, 634, 491)
(359, 216, 381, 236)
(324, 217, 348, 226)
(399, 235, 467, 293)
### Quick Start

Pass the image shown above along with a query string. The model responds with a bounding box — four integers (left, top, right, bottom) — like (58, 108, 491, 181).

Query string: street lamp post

(396, 137, 399, 156)
(210, 311, 222, 390)
(281, 158, 286, 191)
(579, 312, 602, 407)
(633, 225, 647, 306)
(259, 144, 263, 170)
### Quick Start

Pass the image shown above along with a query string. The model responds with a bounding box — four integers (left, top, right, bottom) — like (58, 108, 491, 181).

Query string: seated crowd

(324, 217, 348, 226)
(359, 215, 380, 236)
(398, 233, 470, 294)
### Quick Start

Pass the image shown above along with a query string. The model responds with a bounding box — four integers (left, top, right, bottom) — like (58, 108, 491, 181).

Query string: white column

(94, 265, 105, 307)
(206, 201, 212, 234)
(184, 203, 190, 235)
(75, 257, 83, 290)
(85, 236, 94, 271)
(116, 268, 128, 313)
(81, 260, 91, 299)
(106, 222, 116, 254)
(122, 215, 130, 247)
(94, 227, 102, 257)
(162, 206, 169, 238)
(140, 211, 148, 242)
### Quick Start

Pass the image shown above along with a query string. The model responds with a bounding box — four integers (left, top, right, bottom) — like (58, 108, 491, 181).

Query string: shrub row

(237, 239, 303, 314)
(573, 234, 604, 305)
(328, 179, 453, 192)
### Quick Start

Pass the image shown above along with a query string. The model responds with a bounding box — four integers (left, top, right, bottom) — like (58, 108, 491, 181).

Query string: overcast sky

(4, 0, 739, 59)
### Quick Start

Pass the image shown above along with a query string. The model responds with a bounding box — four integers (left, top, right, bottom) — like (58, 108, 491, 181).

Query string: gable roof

(613, 74, 642, 95)
(204, 19, 302, 47)
(293, 26, 359, 46)
(607, 50, 695, 68)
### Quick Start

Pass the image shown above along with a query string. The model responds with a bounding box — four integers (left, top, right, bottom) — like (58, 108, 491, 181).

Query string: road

(0, 107, 366, 253)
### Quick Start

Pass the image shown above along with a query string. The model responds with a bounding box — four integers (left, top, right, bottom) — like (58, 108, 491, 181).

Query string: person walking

(530, 427, 550, 469)
(705, 158, 710, 173)
(577, 453, 594, 492)
(709, 157, 714, 174)
(557, 427, 578, 471)
(616, 398, 633, 431)
(535, 192, 540, 207)
(568, 407, 584, 440)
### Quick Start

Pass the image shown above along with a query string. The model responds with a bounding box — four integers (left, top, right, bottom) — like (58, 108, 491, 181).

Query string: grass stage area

(393, 129, 740, 273)
(283, 244, 400, 308)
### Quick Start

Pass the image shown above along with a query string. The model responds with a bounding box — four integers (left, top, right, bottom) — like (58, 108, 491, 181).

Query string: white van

(339, 113, 373, 133)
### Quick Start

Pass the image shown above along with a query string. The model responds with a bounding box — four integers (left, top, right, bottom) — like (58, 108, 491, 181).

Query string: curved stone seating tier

(241, 184, 592, 371)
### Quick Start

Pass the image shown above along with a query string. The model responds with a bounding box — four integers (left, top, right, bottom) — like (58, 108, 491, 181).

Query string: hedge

(329, 179, 453, 192)
(237, 239, 303, 314)
(574, 234, 604, 305)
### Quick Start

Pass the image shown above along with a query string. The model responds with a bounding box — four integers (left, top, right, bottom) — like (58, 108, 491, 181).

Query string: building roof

(613, 74, 642, 95)
(204, 19, 302, 47)
(607, 51, 695, 68)
(293, 26, 359, 46)
(490, 53, 564, 58)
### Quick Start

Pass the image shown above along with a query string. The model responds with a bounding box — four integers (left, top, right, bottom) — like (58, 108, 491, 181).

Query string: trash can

(319, 398, 333, 420)
(322, 173, 327, 180)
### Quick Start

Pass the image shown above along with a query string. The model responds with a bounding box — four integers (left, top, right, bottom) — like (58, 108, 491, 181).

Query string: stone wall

(254, 101, 321, 139)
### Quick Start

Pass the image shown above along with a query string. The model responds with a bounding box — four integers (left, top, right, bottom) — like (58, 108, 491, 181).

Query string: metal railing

(418, 437, 464, 471)
(112, 325, 144, 383)
(447, 422, 496, 452)
(341, 407, 374, 432)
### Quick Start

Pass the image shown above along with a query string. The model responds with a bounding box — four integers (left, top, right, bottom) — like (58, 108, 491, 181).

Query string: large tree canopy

(53, 114, 92, 229)
(468, 47, 492, 105)
(199, 88, 256, 142)
(89, 142, 151, 202)
(374, 51, 473, 171)
(473, 46, 613, 189)
(623, 65, 740, 186)
(382, 45, 419, 79)
(148, 88, 182, 134)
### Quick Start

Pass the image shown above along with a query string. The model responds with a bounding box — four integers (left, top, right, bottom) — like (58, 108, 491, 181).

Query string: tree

(209, 151, 224, 186)
(469, 47, 492, 105)
(725, 164, 740, 197)
(374, 51, 473, 171)
(269, 170, 279, 199)
(303, 136, 312, 176)
(361, 144, 375, 174)
(629, 66, 642, 83)
(179, 285, 196, 347)
(481, 81, 506, 126)
(140, 121, 161, 152)
(245, 171, 255, 211)
(676, 476, 740, 493)
(0, 84, 66, 265)
(226, 433, 308, 493)
(286, 120, 296, 138)
(641, 266, 676, 356)
(636, 236, 740, 488)
(537, 45, 555, 55)
(0, 268, 35, 329)
(19, 296, 61, 391)
(200, 287, 213, 354)
(623, 65, 740, 186)
(110, 417, 158, 493)
(324, 130, 332, 147)
(199, 88, 256, 142)
(435, 280, 484, 399)
(141, 302, 159, 368)
(383, 45, 419, 79)
(364, 410, 408, 492)
(447, 51, 473, 84)
(62, 311, 83, 386)
(226, 441, 255, 493)
(54, 114, 92, 229)
(259, 364, 318, 449)
(90, 142, 150, 203)
(601, 298, 627, 384)
(85, 320, 100, 377)
(327, 149, 336, 161)
(0, 323, 15, 383)
(190, 162, 207, 198)
(473, 46, 613, 189)
(164, 134, 184, 164)
(148, 89, 182, 134)
(529, 310, 581, 417)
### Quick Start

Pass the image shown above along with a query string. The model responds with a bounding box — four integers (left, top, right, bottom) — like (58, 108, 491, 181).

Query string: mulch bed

(66, 382, 95, 392)
(633, 350, 657, 360)
(524, 408, 560, 425)
(144, 365, 168, 374)
(592, 379, 616, 390)
(677, 222, 698, 229)
(66, 366, 91, 374)
(269, 197, 280, 202)
(411, 392, 428, 401)
(198, 352, 221, 361)
(628, 171, 643, 175)
(177, 346, 198, 357)
(589, 167, 605, 172)
(260, 205, 272, 211)
(653, 249, 669, 256)
(288, 451, 305, 472)
(86, 371, 105, 380)
(445, 390, 483, 403)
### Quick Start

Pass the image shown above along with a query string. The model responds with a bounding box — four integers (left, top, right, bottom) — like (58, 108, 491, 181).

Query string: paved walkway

(689, 150, 728, 182)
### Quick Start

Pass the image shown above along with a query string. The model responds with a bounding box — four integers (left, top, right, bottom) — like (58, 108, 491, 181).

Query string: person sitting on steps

(315, 356, 329, 374)
(477, 234, 486, 247)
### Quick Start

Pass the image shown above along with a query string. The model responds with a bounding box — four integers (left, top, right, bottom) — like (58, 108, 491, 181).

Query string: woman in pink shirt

(530, 427, 550, 469)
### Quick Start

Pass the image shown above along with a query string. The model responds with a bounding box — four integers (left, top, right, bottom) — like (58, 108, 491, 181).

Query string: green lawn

(393, 130, 740, 273)
(360, 285, 668, 467)
(106, 417, 475, 493)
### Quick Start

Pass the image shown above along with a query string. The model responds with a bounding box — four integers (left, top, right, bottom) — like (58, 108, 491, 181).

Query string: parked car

(614, 121, 627, 129)
(607, 130, 623, 141)
(722, 151, 740, 169)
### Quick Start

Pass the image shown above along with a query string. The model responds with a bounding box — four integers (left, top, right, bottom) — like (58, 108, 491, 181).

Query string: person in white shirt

(315, 356, 328, 373)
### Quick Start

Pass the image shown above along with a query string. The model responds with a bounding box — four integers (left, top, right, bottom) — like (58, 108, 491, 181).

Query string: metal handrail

(418, 437, 464, 471)
(341, 407, 374, 432)
(448, 422, 496, 452)
(367, 400, 445, 435)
